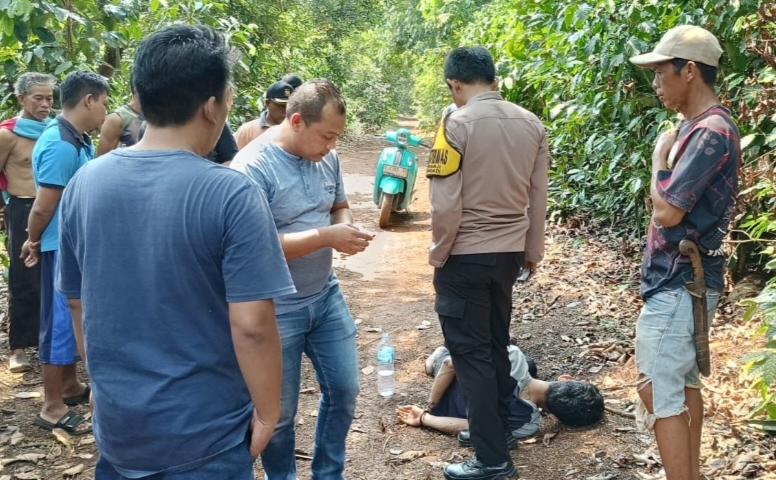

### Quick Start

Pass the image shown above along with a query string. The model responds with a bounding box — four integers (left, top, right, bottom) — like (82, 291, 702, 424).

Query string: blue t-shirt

(641, 106, 740, 299)
(232, 130, 347, 315)
(31, 116, 93, 252)
(56, 149, 295, 476)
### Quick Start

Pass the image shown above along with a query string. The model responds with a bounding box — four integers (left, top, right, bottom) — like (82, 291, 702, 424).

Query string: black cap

(281, 73, 303, 90)
(265, 81, 293, 104)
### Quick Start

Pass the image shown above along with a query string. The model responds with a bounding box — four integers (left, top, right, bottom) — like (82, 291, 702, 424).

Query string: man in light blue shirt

(232, 79, 373, 480)
(22, 70, 109, 436)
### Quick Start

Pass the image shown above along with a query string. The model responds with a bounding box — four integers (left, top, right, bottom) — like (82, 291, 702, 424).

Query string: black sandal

(34, 410, 92, 436)
(63, 385, 90, 406)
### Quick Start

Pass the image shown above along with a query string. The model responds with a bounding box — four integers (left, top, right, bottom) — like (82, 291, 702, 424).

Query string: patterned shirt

(640, 106, 740, 299)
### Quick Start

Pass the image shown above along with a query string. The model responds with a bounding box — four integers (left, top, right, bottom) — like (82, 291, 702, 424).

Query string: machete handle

(679, 239, 704, 284)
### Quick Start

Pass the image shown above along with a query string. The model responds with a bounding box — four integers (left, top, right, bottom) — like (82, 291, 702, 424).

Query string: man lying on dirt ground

(0, 72, 55, 373)
(629, 25, 740, 480)
(396, 342, 604, 440)
(56, 24, 295, 479)
(428, 46, 548, 480)
(232, 79, 372, 480)
(22, 70, 109, 437)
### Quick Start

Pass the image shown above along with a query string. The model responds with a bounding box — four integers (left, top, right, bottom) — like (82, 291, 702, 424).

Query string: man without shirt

(57, 25, 294, 478)
(232, 79, 373, 480)
(0, 72, 55, 373)
(22, 70, 109, 436)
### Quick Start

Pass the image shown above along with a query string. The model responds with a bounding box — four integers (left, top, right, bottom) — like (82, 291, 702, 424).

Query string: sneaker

(9, 352, 31, 373)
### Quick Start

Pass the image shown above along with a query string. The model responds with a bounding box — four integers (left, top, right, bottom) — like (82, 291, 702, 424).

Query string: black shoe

(443, 456, 518, 480)
(458, 430, 518, 450)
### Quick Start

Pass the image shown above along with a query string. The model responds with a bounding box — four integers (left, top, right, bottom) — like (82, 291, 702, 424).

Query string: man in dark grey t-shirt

(57, 25, 294, 479)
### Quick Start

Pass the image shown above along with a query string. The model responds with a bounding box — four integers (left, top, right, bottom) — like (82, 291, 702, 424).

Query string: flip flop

(34, 410, 92, 436)
(9, 353, 31, 373)
(63, 385, 90, 406)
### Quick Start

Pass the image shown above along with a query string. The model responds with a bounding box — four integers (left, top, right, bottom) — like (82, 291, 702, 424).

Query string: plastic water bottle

(376, 333, 395, 397)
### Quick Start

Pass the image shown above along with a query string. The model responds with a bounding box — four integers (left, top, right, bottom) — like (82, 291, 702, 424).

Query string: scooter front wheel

(378, 193, 394, 229)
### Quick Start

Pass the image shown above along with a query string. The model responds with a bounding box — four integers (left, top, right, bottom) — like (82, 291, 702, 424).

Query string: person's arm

(57, 186, 85, 362)
(229, 300, 282, 456)
(421, 413, 469, 436)
(428, 120, 465, 268)
(525, 128, 549, 271)
(429, 356, 456, 407)
(22, 186, 62, 266)
(0, 129, 16, 229)
(331, 201, 353, 225)
(651, 127, 731, 229)
(650, 129, 686, 228)
(68, 299, 85, 359)
(96, 113, 123, 157)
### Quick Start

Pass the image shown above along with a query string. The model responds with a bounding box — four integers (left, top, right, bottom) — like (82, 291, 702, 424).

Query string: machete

(679, 239, 711, 377)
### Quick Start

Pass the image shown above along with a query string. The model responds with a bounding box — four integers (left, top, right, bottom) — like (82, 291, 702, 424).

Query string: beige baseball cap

(630, 25, 723, 68)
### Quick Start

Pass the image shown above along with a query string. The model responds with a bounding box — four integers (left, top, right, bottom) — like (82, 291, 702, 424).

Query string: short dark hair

(60, 71, 109, 109)
(286, 79, 346, 125)
(671, 58, 717, 86)
(444, 46, 496, 85)
(545, 381, 604, 427)
(133, 24, 235, 127)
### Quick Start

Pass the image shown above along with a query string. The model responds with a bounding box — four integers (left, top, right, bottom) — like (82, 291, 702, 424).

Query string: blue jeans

(261, 285, 360, 480)
(94, 437, 254, 479)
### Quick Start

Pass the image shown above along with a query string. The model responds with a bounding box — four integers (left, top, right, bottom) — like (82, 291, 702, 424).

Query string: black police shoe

(443, 456, 518, 480)
(458, 430, 518, 450)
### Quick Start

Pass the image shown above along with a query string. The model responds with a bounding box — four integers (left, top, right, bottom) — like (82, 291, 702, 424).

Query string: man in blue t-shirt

(630, 25, 740, 480)
(232, 79, 373, 480)
(21, 70, 109, 436)
(57, 25, 295, 479)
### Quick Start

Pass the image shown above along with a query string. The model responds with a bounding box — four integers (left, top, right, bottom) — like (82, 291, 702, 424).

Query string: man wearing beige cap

(630, 25, 740, 480)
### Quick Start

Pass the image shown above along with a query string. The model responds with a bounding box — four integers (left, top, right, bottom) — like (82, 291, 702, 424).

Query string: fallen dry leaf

(361, 366, 375, 375)
(561, 335, 572, 342)
(51, 428, 71, 446)
(307, 410, 318, 418)
(10, 431, 24, 445)
(542, 432, 557, 447)
(395, 450, 426, 462)
(78, 435, 95, 445)
(350, 426, 366, 433)
(299, 388, 316, 394)
(416, 324, 431, 330)
(13, 392, 41, 399)
(389, 448, 404, 455)
(13, 472, 41, 480)
(364, 327, 381, 333)
(63, 464, 85, 476)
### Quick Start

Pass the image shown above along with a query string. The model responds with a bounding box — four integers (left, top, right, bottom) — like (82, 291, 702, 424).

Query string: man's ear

(202, 96, 219, 124)
(685, 61, 696, 83)
(84, 94, 94, 109)
(289, 112, 304, 129)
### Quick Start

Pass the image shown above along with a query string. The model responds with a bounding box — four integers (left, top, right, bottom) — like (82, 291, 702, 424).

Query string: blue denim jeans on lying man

(260, 285, 360, 480)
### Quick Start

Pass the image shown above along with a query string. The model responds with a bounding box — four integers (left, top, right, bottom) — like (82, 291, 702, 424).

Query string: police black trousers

(433, 252, 524, 465)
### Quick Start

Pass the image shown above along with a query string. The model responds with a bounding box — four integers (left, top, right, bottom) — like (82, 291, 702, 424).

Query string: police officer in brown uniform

(428, 46, 548, 480)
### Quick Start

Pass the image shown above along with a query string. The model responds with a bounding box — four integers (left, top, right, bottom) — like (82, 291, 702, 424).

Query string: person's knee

(637, 376, 655, 414)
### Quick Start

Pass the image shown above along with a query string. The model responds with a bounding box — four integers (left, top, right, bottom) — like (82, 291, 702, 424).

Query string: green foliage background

(1, 0, 775, 420)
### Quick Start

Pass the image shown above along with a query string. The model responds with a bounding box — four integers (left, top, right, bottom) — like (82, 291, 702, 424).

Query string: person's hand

(396, 405, 423, 427)
(21, 239, 40, 267)
(524, 260, 539, 274)
(325, 224, 373, 255)
(654, 128, 678, 161)
(249, 409, 276, 458)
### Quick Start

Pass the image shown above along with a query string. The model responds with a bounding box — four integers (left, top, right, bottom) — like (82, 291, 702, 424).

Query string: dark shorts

(38, 250, 79, 365)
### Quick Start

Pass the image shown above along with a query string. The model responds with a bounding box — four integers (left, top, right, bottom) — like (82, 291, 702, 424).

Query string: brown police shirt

(427, 91, 548, 268)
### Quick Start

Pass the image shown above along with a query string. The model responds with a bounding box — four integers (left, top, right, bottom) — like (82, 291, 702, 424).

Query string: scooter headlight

(396, 131, 409, 146)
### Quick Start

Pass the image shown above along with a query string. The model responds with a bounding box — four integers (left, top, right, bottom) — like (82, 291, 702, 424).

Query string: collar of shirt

(465, 91, 503, 106)
(55, 115, 93, 148)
